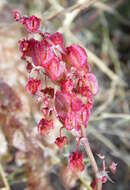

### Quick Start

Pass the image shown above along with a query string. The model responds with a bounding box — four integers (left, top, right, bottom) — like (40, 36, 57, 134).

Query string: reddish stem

(44, 75, 47, 88)
(81, 125, 102, 190)
(59, 126, 64, 137)
(76, 137, 82, 153)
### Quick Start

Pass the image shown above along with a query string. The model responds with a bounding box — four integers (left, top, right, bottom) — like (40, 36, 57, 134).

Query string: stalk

(81, 125, 102, 190)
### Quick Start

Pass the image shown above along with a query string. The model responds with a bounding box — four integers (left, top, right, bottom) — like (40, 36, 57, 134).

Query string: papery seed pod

(63, 44, 89, 71)
(13, 10, 21, 21)
(38, 118, 54, 135)
(55, 136, 67, 149)
(26, 78, 41, 95)
(86, 73, 98, 95)
(46, 59, 65, 82)
(25, 16, 40, 33)
(69, 151, 85, 172)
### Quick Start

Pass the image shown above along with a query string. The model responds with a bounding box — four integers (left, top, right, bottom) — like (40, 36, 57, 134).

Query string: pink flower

(38, 118, 54, 135)
(26, 78, 41, 95)
(55, 90, 89, 132)
(69, 151, 85, 172)
(55, 136, 67, 149)
(64, 44, 89, 70)
(25, 16, 40, 33)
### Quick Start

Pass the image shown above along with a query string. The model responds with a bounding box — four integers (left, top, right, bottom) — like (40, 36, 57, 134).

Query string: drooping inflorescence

(13, 10, 98, 172)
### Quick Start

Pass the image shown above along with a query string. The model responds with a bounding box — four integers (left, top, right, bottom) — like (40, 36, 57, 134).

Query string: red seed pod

(49, 32, 65, 51)
(38, 118, 54, 135)
(69, 151, 85, 172)
(19, 39, 30, 59)
(46, 59, 65, 82)
(13, 10, 21, 21)
(63, 44, 89, 70)
(26, 62, 33, 73)
(85, 73, 98, 95)
(55, 136, 67, 149)
(25, 16, 40, 33)
(91, 179, 96, 190)
(55, 91, 71, 122)
(43, 87, 54, 98)
(26, 78, 41, 95)
(60, 78, 73, 93)
(71, 95, 83, 112)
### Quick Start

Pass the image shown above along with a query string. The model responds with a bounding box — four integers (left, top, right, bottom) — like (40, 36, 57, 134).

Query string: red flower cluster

(14, 11, 98, 172)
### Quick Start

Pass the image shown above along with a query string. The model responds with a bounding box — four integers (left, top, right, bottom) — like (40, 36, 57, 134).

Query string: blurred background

(0, 0, 130, 190)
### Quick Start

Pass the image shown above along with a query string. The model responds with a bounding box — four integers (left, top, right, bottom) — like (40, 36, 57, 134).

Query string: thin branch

(44, 0, 98, 21)
(0, 163, 10, 190)
(90, 112, 130, 121)
(88, 127, 130, 167)
(81, 125, 102, 190)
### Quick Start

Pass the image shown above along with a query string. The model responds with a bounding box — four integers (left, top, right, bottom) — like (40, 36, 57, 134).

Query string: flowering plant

(13, 10, 117, 190)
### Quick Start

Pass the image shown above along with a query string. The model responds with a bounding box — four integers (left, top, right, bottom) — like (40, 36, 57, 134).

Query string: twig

(92, 81, 116, 117)
(88, 127, 130, 167)
(0, 163, 10, 190)
(77, 174, 93, 190)
(90, 112, 130, 121)
(44, 0, 98, 21)
(81, 125, 102, 190)
(94, 2, 130, 26)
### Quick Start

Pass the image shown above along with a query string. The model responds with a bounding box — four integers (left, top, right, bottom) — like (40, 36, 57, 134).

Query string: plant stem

(0, 163, 10, 190)
(59, 126, 64, 137)
(81, 125, 102, 190)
